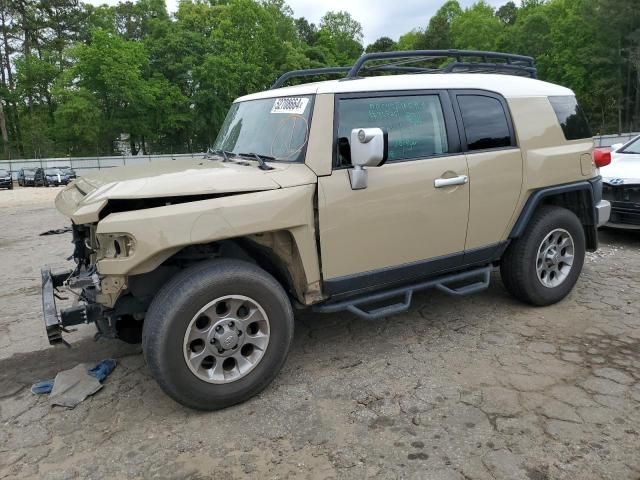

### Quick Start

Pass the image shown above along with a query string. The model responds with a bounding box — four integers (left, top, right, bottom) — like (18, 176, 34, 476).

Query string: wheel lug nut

(228, 321, 235, 328)
(218, 348, 224, 353)
(210, 338, 215, 344)
(215, 326, 223, 333)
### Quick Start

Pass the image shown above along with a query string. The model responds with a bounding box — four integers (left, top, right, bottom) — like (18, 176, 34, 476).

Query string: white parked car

(601, 135, 640, 229)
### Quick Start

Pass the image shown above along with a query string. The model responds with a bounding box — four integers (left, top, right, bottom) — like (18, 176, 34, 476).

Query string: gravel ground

(1, 186, 639, 480)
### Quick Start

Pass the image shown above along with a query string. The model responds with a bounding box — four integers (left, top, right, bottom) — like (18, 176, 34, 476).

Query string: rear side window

(549, 96, 592, 140)
(619, 136, 640, 154)
(336, 95, 449, 165)
(457, 95, 512, 151)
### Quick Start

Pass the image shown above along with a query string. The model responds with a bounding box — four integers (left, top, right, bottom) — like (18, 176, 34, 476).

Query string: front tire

(142, 259, 294, 410)
(500, 206, 585, 306)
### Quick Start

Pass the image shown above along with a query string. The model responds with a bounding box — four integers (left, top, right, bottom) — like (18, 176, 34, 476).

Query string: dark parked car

(44, 168, 71, 186)
(18, 168, 46, 186)
(0, 168, 12, 189)
(58, 166, 77, 179)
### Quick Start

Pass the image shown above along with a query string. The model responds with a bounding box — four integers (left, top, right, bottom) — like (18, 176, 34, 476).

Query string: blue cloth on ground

(88, 359, 117, 382)
(31, 379, 55, 395)
(31, 359, 117, 395)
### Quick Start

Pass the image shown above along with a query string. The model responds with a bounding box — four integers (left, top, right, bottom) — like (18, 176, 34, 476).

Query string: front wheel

(142, 259, 294, 410)
(500, 206, 586, 306)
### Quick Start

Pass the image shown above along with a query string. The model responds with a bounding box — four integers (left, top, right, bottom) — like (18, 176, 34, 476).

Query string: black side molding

(323, 242, 506, 299)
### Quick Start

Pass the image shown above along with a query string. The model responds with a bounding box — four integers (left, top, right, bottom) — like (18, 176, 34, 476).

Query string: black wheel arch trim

(509, 178, 600, 246)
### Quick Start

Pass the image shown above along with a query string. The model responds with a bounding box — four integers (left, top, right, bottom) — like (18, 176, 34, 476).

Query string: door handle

(434, 175, 468, 188)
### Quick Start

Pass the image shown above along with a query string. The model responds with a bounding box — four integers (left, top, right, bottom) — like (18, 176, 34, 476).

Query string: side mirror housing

(348, 128, 388, 190)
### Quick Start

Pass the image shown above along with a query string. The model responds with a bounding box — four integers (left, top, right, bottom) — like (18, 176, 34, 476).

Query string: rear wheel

(142, 259, 294, 410)
(500, 206, 585, 306)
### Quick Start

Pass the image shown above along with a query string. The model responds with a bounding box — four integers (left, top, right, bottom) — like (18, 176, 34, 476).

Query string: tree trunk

(1, 4, 24, 157)
(0, 7, 13, 88)
(0, 100, 9, 158)
(130, 136, 139, 156)
(635, 69, 640, 132)
(625, 55, 633, 132)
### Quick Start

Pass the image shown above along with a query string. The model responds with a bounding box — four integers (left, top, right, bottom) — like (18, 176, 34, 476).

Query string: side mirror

(610, 143, 623, 152)
(348, 128, 388, 190)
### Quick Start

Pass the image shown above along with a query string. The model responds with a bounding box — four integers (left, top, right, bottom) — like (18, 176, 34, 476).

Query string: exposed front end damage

(42, 223, 117, 345)
(41, 163, 322, 347)
(41, 268, 106, 345)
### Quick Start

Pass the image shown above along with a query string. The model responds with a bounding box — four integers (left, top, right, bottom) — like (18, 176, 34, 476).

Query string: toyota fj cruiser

(41, 50, 611, 410)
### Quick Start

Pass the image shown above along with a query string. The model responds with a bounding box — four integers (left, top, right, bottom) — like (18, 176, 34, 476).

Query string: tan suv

(42, 50, 611, 410)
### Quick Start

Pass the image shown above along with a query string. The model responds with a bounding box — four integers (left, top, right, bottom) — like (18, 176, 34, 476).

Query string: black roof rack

(271, 49, 536, 89)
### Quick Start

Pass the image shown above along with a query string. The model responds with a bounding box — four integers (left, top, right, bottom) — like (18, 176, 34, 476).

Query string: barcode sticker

(271, 97, 309, 115)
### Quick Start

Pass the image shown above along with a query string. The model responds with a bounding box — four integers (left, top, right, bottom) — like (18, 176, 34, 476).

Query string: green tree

(53, 88, 102, 155)
(366, 36, 397, 53)
(190, 0, 306, 146)
(318, 11, 363, 63)
(422, 0, 462, 49)
(496, 1, 517, 25)
(450, 1, 502, 51)
(396, 30, 424, 51)
(295, 17, 318, 45)
(63, 29, 155, 154)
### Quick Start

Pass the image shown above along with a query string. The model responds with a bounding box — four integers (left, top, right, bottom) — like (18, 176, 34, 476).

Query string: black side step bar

(313, 266, 491, 321)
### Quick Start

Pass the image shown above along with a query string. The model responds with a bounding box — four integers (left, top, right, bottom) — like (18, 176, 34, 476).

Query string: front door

(318, 91, 470, 295)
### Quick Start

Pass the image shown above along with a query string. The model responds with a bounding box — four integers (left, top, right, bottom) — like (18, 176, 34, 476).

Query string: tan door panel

(318, 156, 469, 280)
(464, 148, 524, 249)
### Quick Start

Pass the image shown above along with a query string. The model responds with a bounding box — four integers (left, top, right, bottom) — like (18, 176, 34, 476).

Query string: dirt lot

(1, 186, 639, 480)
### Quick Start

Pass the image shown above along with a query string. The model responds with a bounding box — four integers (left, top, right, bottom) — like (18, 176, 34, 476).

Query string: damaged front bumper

(41, 267, 103, 346)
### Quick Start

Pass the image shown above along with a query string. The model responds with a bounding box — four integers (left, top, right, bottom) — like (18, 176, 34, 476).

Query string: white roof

(237, 73, 573, 102)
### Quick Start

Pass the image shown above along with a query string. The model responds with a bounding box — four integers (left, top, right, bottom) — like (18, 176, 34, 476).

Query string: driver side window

(336, 94, 449, 167)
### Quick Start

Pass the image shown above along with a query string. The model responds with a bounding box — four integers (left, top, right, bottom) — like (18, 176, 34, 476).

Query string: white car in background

(601, 135, 640, 229)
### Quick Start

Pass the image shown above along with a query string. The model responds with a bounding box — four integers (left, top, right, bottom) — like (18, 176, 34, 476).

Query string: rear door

(450, 91, 523, 257)
(318, 91, 470, 295)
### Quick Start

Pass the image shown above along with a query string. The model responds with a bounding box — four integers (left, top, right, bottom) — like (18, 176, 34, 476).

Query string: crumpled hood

(601, 153, 640, 184)
(56, 158, 317, 223)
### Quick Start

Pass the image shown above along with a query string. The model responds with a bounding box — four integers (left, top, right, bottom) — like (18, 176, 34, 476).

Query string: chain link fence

(0, 152, 206, 180)
(593, 132, 639, 147)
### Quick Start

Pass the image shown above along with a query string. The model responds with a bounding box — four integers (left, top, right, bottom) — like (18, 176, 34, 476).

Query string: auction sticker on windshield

(271, 97, 309, 115)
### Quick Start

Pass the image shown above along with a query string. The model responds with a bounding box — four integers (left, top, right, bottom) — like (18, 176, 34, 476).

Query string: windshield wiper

(207, 148, 235, 162)
(238, 152, 275, 171)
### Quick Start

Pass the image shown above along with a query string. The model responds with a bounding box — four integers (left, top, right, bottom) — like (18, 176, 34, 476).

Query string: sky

(84, 0, 508, 45)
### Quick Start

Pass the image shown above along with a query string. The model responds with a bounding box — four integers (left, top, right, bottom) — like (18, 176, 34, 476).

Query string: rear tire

(142, 259, 294, 410)
(500, 206, 585, 306)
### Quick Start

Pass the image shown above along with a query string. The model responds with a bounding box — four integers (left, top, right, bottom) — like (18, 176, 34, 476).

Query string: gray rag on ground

(48, 363, 103, 408)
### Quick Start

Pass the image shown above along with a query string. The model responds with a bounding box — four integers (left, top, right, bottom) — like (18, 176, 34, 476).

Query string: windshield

(212, 95, 313, 163)
(620, 136, 640, 155)
(0, 169, 8, 176)
(24, 169, 35, 174)
(45, 168, 61, 175)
